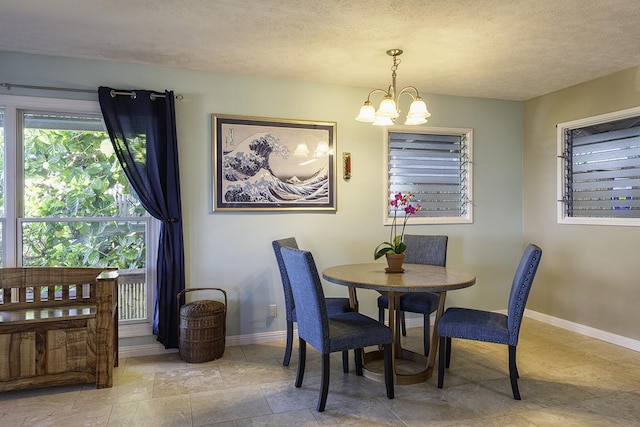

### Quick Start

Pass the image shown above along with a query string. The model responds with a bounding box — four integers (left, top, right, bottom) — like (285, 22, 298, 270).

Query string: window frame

(383, 126, 473, 225)
(0, 94, 158, 338)
(557, 106, 640, 227)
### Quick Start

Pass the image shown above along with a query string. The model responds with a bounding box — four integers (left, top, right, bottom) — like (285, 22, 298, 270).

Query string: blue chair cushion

(326, 298, 352, 315)
(402, 292, 440, 313)
(437, 307, 510, 345)
(327, 312, 393, 353)
(378, 292, 439, 314)
(291, 297, 350, 321)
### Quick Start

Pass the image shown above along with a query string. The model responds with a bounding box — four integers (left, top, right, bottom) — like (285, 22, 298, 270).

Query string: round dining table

(322, 262, 476, 385)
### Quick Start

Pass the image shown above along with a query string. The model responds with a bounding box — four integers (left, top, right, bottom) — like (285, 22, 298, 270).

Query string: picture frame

(212, 114, 337, 211)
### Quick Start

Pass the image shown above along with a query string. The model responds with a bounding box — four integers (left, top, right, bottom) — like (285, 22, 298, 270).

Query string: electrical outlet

(269, 304, 277, 318)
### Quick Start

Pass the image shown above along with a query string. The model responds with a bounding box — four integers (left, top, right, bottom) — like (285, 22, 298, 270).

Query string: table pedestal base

(362, 348, 432, 385)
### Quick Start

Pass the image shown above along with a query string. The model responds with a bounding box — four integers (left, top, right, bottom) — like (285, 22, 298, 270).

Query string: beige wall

(4, 52, 640, 344)
(524, 66, 640, 341)
(1, 52, 525, 339)
(5, 53, 639, 344)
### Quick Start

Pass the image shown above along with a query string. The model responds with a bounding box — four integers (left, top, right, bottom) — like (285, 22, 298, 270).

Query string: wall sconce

(342, 152, 351, 180)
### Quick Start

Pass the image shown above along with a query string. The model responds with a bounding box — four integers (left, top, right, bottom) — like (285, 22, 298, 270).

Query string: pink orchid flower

(374, 192, 423, 260)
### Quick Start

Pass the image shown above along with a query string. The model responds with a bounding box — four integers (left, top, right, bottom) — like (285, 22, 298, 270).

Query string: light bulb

(376, 97, 399, 118)
(373, 116, 394, 126)
(408, 98, 428, 116)
(355, 102, 376, 122)
(404, 116, 428, 125)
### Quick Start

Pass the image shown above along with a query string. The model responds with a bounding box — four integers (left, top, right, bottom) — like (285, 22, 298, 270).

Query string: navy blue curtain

(98, 86, 185, 349)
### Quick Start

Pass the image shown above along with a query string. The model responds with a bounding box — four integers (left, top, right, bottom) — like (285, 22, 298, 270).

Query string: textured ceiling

(1, 0, 640, 100)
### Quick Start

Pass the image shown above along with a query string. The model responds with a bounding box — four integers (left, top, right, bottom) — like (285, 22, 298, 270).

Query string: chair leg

(401, 311, 407, 336)
(295, 338, 306, 388)
(423, 313, 431, 356)
(509, 345, 521, 400)
(317, 353, 330, 412)
(354, 348, 363, 376)
(445, 337, 452, 368)
(342, 350, 349, 373)
(378, 306, 385, 351)
(382, 343, 394, 399)
(283, 320, 294, 366)
(438, 335, 446, 388)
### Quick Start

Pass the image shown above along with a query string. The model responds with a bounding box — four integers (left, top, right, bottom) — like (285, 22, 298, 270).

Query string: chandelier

(355, 49, 430, 126)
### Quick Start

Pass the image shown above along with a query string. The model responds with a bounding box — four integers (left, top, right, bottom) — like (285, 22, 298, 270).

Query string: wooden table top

(322, 262, 476, 293)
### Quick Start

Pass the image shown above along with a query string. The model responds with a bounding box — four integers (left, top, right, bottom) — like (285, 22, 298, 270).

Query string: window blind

(564, 116, 640, 218)
(388, 131, 469, 218)
(23, 111, 104, 131)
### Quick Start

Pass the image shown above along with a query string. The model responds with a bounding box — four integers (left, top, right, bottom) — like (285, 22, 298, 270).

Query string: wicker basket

(177, 288, 227, 363)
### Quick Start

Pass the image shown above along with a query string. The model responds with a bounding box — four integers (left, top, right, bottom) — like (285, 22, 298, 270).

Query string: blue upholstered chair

(272, 238, 352, 370)
(280, 246, 394, 412)
(437, 244, 542, 400)
(377, 235, 448, 355)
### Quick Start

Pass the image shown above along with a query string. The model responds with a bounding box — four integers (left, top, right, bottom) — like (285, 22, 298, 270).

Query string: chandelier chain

(391, 56, 401, 74)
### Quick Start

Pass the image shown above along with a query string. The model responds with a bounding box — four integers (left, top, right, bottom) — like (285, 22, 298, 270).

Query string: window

(0, 108, 4, 266)
(0, 95, 158, 337)
(384, 126, 473, 224)
(557, 107, 640, 226)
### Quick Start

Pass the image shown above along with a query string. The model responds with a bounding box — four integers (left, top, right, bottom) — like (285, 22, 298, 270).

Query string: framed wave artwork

(212, 114, 337, 211)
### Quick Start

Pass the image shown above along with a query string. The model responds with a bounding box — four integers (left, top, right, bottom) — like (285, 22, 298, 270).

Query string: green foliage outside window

(22, 123, 147, 269)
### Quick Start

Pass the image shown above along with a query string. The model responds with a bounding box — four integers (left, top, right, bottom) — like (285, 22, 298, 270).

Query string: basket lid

(180, 300, 225, 317)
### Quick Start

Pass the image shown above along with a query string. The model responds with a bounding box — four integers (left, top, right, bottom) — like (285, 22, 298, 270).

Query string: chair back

(403, 235, 448, 266)
(280, 247, 329, 351)
(272, 237, 299, 321)
(507, 244, 542, 345)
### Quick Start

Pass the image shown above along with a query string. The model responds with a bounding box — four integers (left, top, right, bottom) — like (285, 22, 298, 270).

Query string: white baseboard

(524, 309, 640, 352)
(118, 310, 640, 358)
(402, 316, 429, 329)
(385, 311, 640, 352)
(225, 329, 293, 347)
(119, 343, 178, 358)
(118, 330, 293, 358)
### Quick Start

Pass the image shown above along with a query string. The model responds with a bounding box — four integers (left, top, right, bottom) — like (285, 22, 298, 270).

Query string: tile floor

(1, 317, 640, 426)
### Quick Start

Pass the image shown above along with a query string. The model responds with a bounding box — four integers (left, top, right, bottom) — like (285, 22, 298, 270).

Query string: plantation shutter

(388, 131, 469, 218)
(564, 115, 640, 218)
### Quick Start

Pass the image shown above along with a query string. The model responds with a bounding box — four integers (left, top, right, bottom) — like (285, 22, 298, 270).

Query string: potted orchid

(374, 192, 422, 266)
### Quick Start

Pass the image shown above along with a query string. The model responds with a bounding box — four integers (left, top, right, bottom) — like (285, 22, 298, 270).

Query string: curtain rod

(0, 83, 184, 100)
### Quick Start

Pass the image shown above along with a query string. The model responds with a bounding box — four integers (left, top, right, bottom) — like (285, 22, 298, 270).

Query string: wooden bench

(0, 267, 118, 392)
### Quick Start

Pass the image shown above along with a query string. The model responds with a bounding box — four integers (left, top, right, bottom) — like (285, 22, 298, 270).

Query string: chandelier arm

(365, 88, 391, 102)
(397, 86, 421, 100)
